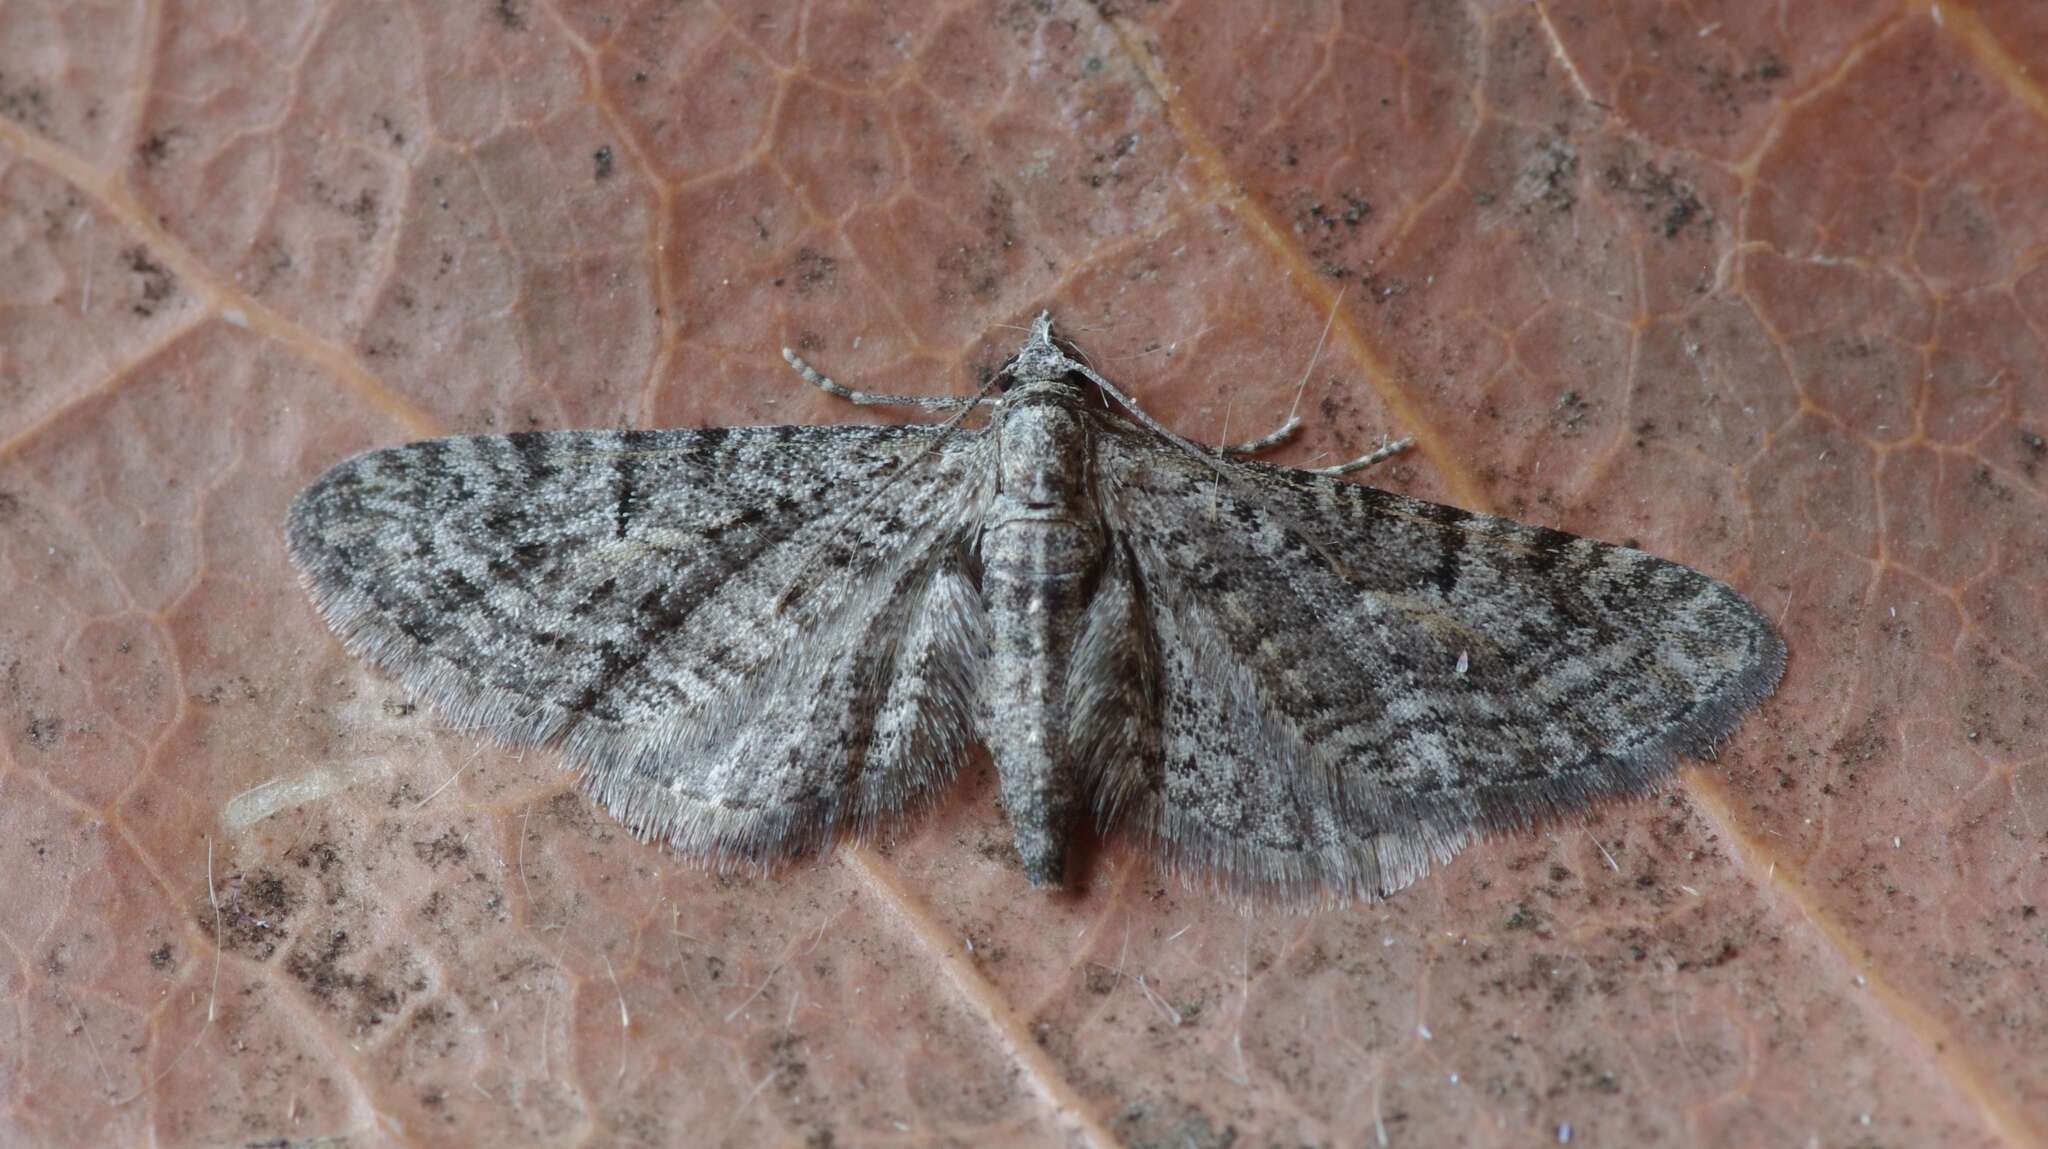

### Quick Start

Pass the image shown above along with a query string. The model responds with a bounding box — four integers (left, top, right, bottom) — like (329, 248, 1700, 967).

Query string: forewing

(1091, 421, 1785, 906)
(286, 426, 993, 864)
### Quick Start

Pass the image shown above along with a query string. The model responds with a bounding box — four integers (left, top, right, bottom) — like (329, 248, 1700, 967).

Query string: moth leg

(782, 348, 987, 411)
(1311, 436, 1414, 475)
(1219, 416, 1303, 457)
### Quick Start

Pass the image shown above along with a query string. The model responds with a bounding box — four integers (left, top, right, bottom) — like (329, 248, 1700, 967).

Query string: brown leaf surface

(2, 2, 2044, 1146)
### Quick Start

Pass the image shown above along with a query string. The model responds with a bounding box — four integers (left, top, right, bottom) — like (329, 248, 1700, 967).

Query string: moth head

(996, 310, 1085, 392)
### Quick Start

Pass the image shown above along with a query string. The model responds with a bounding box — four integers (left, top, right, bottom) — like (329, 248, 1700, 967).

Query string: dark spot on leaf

(412, 828, 471, 869)
(24, 715, 60, 748)
(138, 132, 174, 167)
(123, 245, 176, 317)
(790, 247, 838, 295)
(1553, 390, 1591, 431)
(0, 71, 53, 133)
(2019, 429, 2045, 477)
(212, 868, 301, 960)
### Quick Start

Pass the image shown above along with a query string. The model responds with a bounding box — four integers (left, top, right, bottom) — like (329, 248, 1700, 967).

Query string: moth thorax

(995, 400, 1092, 512)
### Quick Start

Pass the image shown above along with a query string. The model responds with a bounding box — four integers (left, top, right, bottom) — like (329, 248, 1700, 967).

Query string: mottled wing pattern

(286, 427, 993, 863)
(1089, 418, 1785, 906)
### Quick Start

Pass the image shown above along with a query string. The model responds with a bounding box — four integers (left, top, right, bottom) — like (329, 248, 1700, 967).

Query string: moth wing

(287, 426, 994, 864)
(1088, 421, 1784, 905)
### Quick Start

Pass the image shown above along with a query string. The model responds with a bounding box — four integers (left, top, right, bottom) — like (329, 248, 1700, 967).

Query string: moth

(286, 314, 1784, 906)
